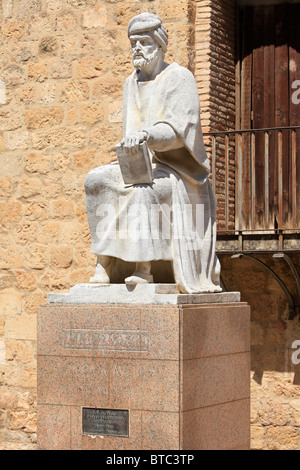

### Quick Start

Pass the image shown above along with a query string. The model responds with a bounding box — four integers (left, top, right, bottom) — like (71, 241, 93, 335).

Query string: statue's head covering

(128, 13, 168, 52)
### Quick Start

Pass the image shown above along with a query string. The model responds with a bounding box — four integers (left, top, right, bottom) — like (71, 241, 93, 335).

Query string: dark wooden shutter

(238, 3, 300, 231)
(289, 3, 300, 228)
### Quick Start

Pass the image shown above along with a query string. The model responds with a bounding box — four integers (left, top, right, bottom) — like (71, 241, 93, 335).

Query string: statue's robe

(85, 63, 221, 293)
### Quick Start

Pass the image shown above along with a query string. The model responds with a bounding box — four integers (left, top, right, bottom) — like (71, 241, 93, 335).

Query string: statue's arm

(120, 123, 181, 155)
(145, 123, 182, 152)
(144, 67, 201, 154)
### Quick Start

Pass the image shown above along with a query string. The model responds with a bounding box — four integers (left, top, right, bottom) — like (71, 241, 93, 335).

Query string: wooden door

(237, 3, 300, 231)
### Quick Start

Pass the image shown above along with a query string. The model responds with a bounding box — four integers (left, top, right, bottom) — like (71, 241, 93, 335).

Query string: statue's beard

(133, 48, 160, 70)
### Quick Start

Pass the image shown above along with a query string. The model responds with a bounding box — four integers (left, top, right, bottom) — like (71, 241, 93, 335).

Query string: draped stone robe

(84, 63, 221, 294)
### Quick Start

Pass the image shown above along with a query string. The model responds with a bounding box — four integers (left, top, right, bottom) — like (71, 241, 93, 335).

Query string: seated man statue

(84, 12, 221, 294)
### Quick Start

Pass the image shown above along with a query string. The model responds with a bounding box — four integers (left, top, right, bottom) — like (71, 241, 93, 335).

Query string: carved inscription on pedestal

(82, 407, 129, 437)
(62, 328, 150, 353)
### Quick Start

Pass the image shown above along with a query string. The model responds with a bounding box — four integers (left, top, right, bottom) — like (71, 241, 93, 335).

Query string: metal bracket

(273, 253, 300, 320)
(231, 253, 300, 320)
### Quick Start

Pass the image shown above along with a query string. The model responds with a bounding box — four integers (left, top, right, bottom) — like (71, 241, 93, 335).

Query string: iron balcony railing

(203, 126, 300, 238)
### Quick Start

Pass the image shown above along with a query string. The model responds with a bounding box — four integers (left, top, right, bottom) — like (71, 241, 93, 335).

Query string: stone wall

(0, 0, 192, 450)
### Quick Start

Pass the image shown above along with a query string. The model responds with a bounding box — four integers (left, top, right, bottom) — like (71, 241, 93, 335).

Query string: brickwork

(194, 0, 236, 133)
(194, 0, 236, 231)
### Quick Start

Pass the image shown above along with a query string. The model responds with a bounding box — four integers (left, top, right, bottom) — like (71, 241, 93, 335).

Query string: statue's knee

(84, 170, 96, 193)
(84, 166, 115, 193)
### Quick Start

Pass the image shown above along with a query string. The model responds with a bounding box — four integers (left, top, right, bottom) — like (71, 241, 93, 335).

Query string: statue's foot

(90, 273, 110, 283)
(125, 272, 153, 285)
(90, 256, 114, 284)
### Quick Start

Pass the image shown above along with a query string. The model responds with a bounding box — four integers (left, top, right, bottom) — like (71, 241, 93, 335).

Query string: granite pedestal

(37, 284, 250, 450)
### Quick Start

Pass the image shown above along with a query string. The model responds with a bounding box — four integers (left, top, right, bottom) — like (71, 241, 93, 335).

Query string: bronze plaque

(82, 408, 129, 437)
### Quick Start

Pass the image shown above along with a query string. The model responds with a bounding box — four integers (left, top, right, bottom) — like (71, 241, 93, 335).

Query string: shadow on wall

(110, 259, 175, 284)
(219, 253, 300, 385)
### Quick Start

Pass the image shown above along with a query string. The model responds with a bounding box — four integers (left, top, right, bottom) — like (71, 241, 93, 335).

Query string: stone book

(116, 141, 154, 185)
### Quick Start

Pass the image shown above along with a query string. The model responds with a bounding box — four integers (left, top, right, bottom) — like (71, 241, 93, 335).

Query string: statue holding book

(84, 13, 221, 294)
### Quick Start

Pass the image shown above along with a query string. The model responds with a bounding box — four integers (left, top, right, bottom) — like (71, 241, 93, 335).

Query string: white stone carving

(84, 13, 221, 294)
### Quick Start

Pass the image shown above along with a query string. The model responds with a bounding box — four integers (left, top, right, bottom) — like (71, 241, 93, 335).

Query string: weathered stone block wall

(0, 0, 192, 450)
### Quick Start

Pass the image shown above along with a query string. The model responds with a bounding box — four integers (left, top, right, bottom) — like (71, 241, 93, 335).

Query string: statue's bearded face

(130, 32, 161, 69)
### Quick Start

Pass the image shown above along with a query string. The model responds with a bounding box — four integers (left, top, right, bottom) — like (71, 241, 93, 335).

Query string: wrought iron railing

(203, 126, 300, 238)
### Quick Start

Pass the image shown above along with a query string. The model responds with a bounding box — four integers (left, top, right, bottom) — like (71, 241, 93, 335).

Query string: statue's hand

(120, 131, 148, 156)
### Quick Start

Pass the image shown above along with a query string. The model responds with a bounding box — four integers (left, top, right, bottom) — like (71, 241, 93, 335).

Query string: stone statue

(84, 13, 221, 294)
